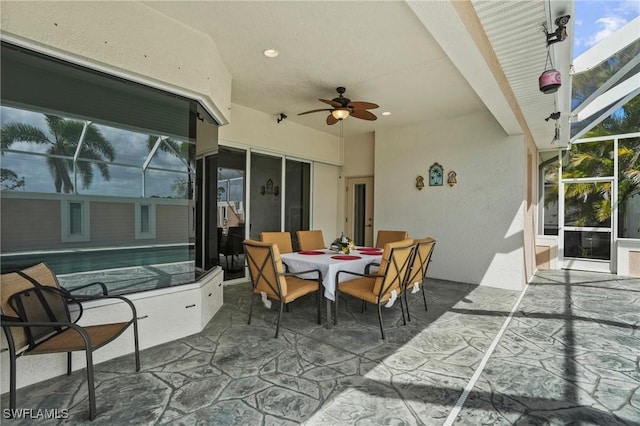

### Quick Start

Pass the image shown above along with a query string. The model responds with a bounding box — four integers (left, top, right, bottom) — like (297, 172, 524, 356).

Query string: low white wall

(616, 239, 640, 276)
(375, 111, 526, 290)
(536, 235, 559, 270)
(0, 268, 223, 392)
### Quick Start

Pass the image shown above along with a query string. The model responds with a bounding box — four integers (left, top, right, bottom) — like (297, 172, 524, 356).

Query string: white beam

(573, 16, 640, 74)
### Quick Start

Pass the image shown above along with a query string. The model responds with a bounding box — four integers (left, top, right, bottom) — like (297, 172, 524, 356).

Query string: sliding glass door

(248, 152, 311, 250)
(249, 152, 282, 240)
(285, 159, 311, 250)
(217, 146, 246, 280)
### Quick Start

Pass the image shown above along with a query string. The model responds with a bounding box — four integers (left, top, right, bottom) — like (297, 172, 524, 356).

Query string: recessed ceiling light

(263, 49, 279, 58)
(382, 111, 391, 116)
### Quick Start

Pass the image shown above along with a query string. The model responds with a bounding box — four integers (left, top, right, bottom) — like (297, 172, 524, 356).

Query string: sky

(573, 0, 640, 57)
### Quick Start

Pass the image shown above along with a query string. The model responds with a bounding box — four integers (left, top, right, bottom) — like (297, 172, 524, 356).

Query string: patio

(2, 269, 639, 425)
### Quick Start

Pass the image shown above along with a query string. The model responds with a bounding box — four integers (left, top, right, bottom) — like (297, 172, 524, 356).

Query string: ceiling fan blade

(350, 109, 377, 121)
(320, 99, 342, 108)
(348, 101, 379, 110)
(326, 114, 339, 125)
(298, 108, 332, 116)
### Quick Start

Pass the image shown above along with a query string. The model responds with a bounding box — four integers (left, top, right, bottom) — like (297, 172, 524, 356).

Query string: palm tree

(560, 95, 640, 236)
(1, 114, 115, 193)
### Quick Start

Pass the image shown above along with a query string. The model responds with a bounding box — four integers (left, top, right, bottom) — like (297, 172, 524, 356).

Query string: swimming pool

(1, 244, 194, 275)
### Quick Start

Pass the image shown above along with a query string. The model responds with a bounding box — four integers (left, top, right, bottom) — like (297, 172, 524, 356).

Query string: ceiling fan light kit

(298, 87, 379, 125)
(331, 109, 350, 120)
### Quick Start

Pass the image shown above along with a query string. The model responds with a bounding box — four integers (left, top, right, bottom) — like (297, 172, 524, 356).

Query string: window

(538, 152, 560, 235)
(1, 42, 218, 295)
(135, 202, 156, 239)
(61, 199, 90, 242)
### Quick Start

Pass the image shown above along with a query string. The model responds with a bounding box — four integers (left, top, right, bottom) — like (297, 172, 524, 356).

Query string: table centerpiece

(330, 233, 356, 254)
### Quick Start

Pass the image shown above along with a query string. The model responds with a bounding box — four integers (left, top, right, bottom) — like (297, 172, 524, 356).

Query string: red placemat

(298, 250, 324, 255)
(359, 250, 382, 255)
(357, 247, 376, 250)
(331, 255, 361, 260)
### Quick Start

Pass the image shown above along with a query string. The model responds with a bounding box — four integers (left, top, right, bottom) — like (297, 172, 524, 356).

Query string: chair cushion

(372, 239, 414, 296)
(405, 237, 435, 288)
(375, 230, 408, 249)
(282, 277, 319, 303)
(260, 232, 294, 254)
(297, 230, 325, 251)
(252, 276, 318, 303)
(28, 322, 130, 354)
(338, 277, 390, 305)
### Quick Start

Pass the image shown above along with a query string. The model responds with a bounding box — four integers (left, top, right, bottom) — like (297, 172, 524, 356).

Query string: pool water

(1, 244, 194, 275)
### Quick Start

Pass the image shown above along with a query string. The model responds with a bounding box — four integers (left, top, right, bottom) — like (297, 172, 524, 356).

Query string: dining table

(280, 247, 382, 327)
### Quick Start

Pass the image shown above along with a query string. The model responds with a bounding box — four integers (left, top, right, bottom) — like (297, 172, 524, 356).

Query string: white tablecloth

(280, 249, 382, 301)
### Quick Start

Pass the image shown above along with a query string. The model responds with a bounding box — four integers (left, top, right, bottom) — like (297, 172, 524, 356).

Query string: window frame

(135, 201, 157, 239)
(61, 198, 90, 242)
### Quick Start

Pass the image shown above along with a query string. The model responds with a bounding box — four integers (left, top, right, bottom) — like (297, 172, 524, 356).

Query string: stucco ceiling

(142, 0, 572, 149)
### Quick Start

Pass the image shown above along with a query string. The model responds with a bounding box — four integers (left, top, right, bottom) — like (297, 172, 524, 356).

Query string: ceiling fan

(298, 87, 379, 125)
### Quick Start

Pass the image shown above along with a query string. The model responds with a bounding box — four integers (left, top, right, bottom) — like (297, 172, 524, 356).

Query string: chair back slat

(260, 231, 294, 254)
(405, 238, 436, 287)
(375, 230, 408, 249)
(1, 263, 66, 350)
(373, 239, 415, 297)
(243, 239, 288, 298)
(297, 230, 325, 251)
(9, 286, 72, 348)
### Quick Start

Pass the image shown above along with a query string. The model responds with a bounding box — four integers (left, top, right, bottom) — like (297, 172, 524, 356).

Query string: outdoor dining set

(0, 229, 435, 421)
(244, 229, 436, 340)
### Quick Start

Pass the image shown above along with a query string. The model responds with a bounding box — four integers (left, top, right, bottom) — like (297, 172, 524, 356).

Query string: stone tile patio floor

(2, 270, 639, 425)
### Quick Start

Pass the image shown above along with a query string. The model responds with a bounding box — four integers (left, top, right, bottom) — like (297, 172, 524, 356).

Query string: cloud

(615, 0, 640, 16)
(585, 15, 627, 47)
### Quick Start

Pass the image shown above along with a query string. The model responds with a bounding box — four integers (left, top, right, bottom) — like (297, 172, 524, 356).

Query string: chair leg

(85, 348, 97, 420)
(334, 290, 339, 326)
(9, 350, 17, 417)
(421, 283, 428, 311)
(133, 317, 141, 372)
(361, 300, 367, 313)
(400, 293, 406, 326)
(404, 289, 412, 322)
(275, 300, 284, 338)
(248, 292, 256, 325)
(316, 289, 322, 324)
(67, 352, 72, 375)
(285, 303, 291, 313)
(377, 303, 385, 340)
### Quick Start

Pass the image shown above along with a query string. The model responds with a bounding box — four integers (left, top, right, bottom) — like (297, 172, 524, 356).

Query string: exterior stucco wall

(375, 110, 526, 290)
(1, 195, 188, 252)
(220, 103, 341, 165)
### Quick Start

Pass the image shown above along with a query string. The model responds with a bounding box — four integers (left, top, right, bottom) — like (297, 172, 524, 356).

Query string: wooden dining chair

(403, 237, 436, 321)
(260, 231, 294, 254)
(0, 263, 140, 420)
(243, 239, 323, 338)
(334, 239, 415, 340)
(296, 230, 326, 251)
(375, 230, 409, 249)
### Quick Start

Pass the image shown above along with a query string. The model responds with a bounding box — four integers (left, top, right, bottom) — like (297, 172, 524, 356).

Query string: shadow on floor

(2, 270, 639, 425)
